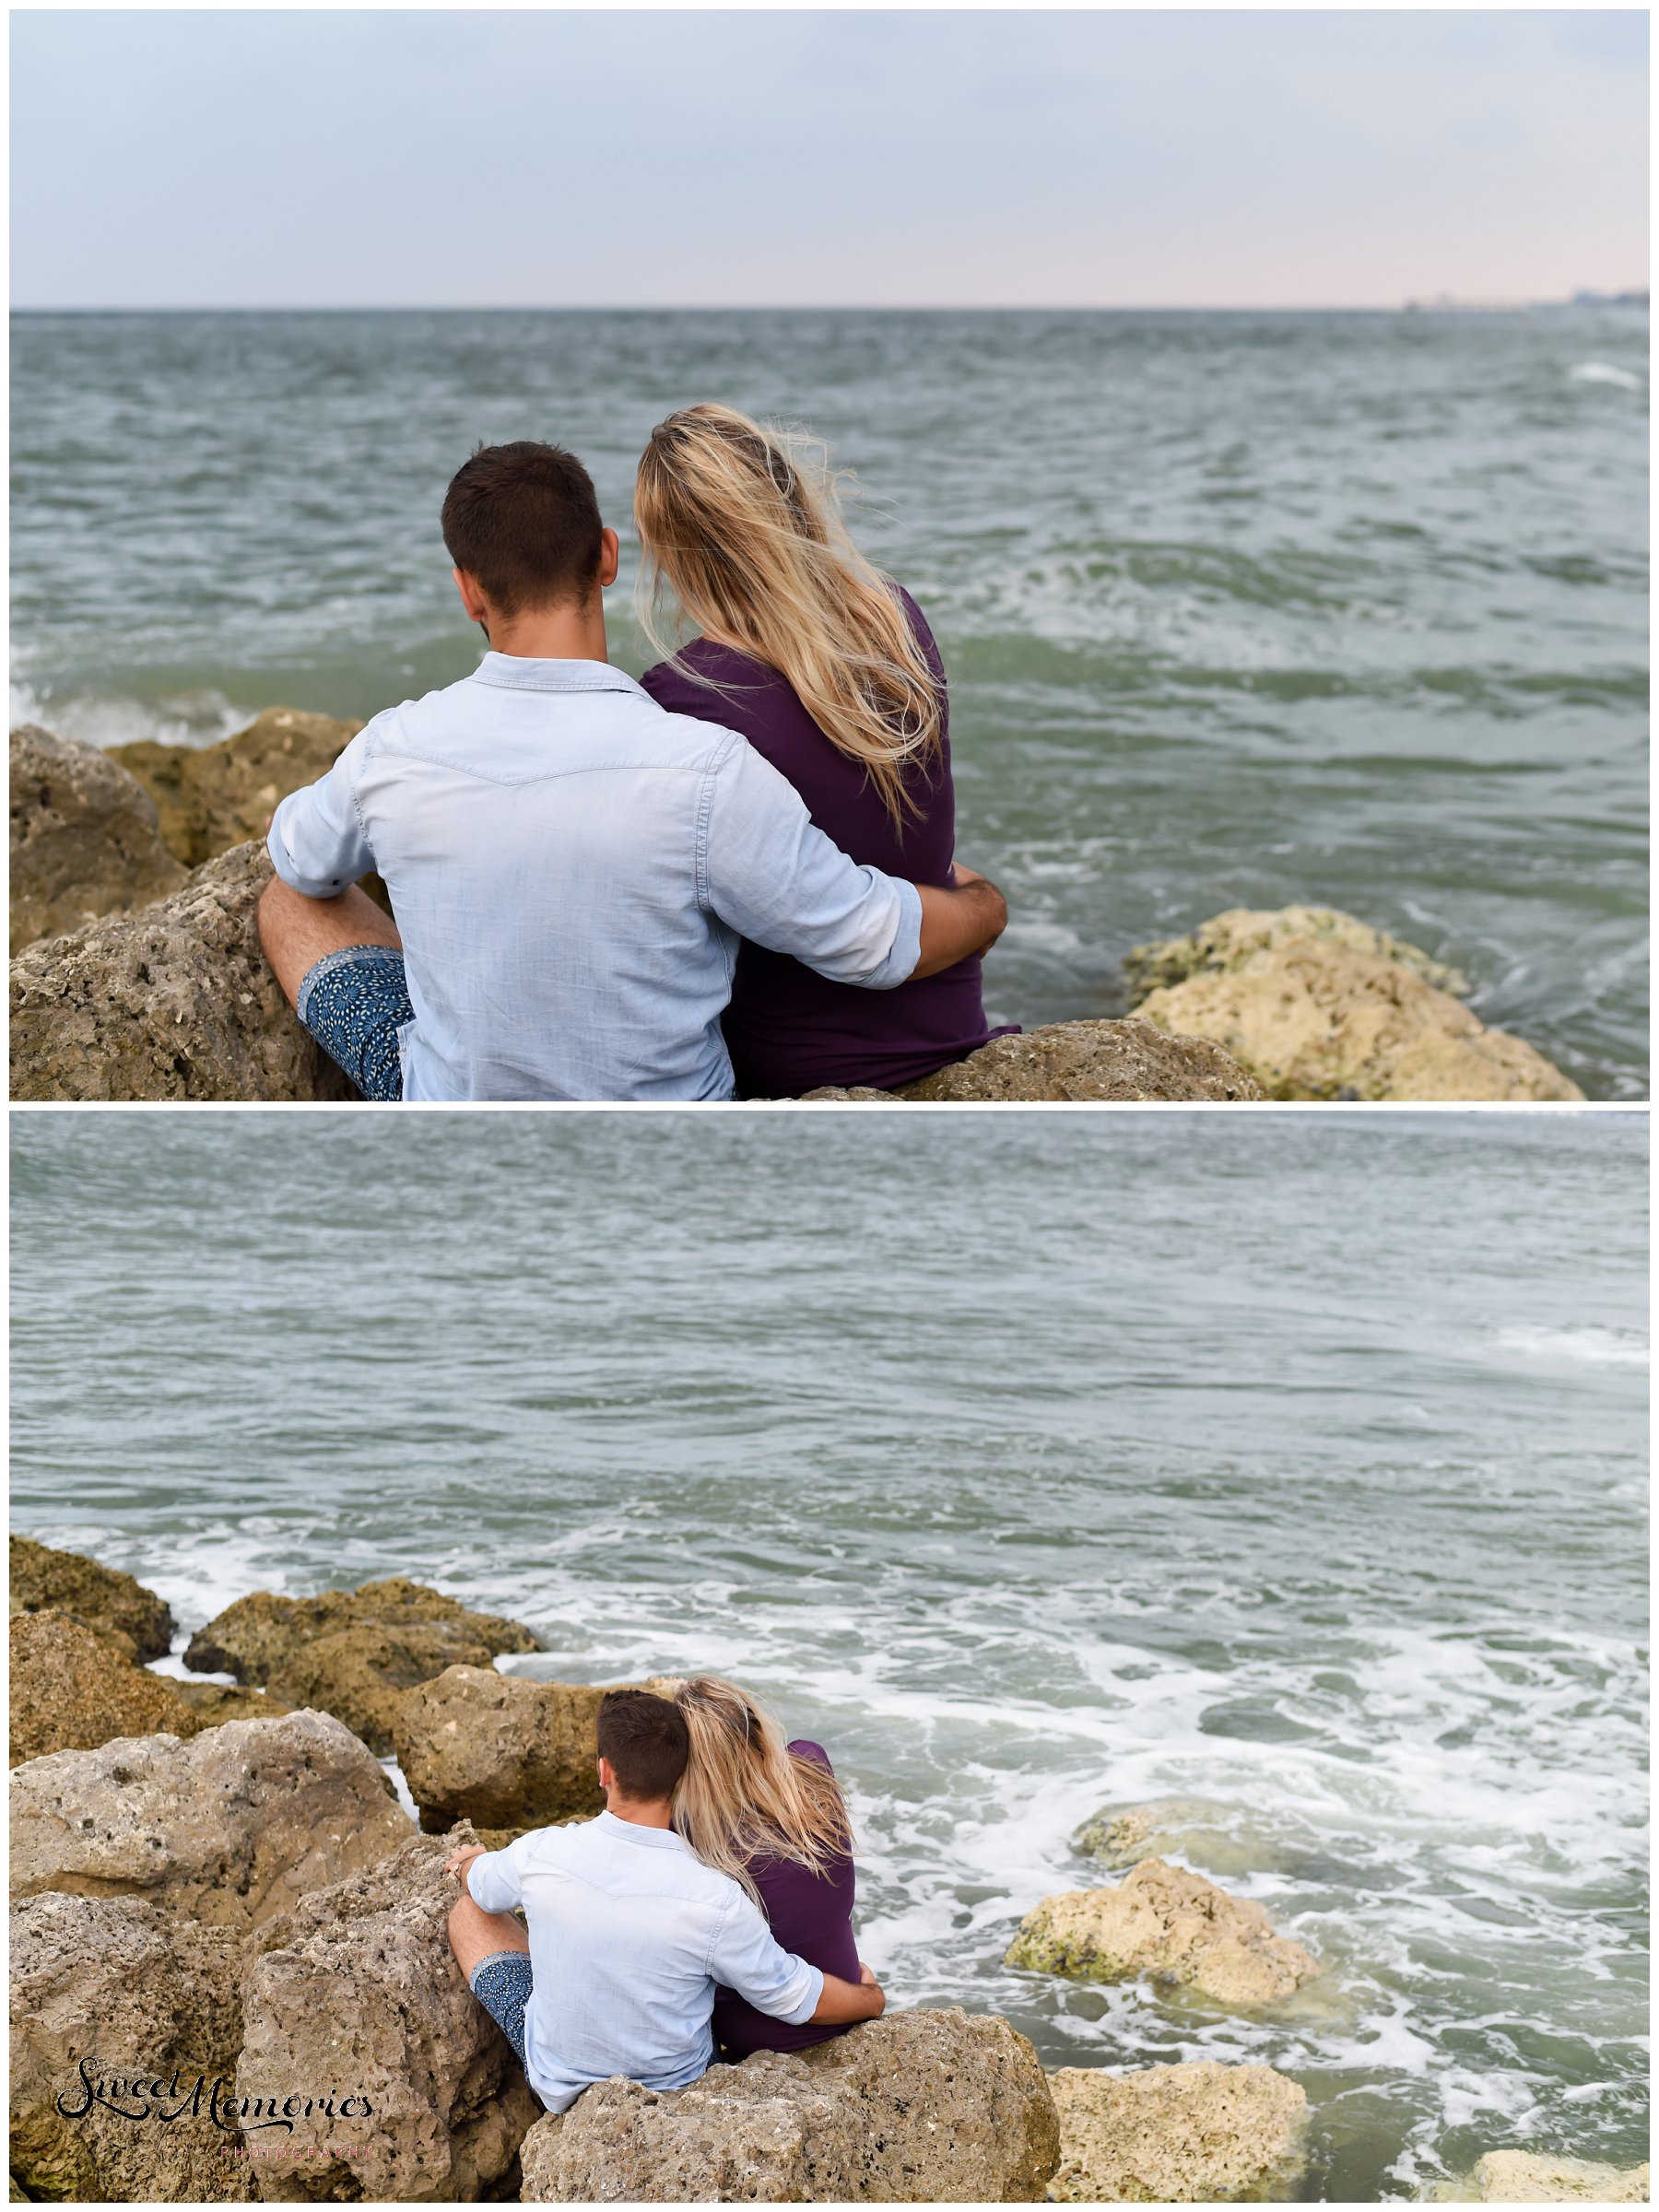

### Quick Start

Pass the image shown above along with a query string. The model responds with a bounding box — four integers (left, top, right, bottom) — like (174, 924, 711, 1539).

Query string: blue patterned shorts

(295, 946, 411, 1102)
(469, 1949, 533, 2067)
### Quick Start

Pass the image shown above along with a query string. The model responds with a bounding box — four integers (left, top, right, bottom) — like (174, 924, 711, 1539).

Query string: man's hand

(911, 865, 1006, 980)
(811, 1966, 887, 2025)
(444, 1843, 488, 1889)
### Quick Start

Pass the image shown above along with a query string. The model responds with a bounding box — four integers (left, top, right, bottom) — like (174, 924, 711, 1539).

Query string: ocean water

(9, 1110, 1648, 2201)
(9, 306, 1649, 1099)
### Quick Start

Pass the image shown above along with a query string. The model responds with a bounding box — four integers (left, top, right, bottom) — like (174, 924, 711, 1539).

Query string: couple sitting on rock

(258, 407, 1011, 1101)
(443, 1678, 883, 2113)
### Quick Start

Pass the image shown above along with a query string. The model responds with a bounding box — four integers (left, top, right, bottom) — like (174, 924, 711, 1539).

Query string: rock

(1124, 905, 1470, 1001)
(10, 1532, 176, 1660)
(10, 1708, 413, 1926)
(185, 1579, 543, 1759)
(1450, 2150, 1652, 2203)
(9, 839, 356, 1101)
(1005, 1859, 1320, 2007)
(1047, 2061, 1309, 2203)
(10, 1611, 204, 1767)
(1126, 906, 1583, 1101)
(394, 1666, 634, 1832)
(170, 1678, 296, 1727)
(239, 1824, 541, 2202)
(894, 1019, 1264, 1101)
(9, 724, 187, 953)
(518, 2006, 1059, 2203)
(794, 1087, 900, 1101)
(111, 707, 362, 870)
(1074, 1799, 1271, 1880)
(9, 1889, 254, 2204)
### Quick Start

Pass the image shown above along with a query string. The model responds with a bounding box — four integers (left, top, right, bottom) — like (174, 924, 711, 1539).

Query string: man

(259, 441, 1006, 1100)
(444, 1688, 884, 2111)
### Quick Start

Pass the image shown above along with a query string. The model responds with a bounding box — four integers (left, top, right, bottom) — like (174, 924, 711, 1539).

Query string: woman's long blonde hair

(662, 1674, 852, 1907)
(634, 405, 945, 830)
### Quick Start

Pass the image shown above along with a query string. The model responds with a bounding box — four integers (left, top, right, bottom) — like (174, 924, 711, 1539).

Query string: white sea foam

(1568, 360, 1643, 390)
(1494, 1324, 1648, 1369)
(8, 677, 253, 751)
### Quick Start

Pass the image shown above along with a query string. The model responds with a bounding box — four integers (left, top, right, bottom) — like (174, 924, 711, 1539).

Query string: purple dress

(640, 592, 1009, 1098)
(711, 1741, 861, 2060)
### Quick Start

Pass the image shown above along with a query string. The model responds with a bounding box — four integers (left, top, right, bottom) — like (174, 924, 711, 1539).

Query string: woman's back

(710, 1740, 862, 2059)
(641, 591, 1002, 1098)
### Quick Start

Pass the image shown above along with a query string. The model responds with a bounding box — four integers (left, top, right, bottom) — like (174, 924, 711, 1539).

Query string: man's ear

(596, 1754, 614, 1794)
(597, 528, 620, 591)
(453, 566, 490, 626)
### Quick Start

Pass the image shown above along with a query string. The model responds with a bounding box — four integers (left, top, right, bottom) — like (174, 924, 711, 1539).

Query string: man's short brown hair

(441, 441, 604, 618)
(595, 1689, 689, 1803)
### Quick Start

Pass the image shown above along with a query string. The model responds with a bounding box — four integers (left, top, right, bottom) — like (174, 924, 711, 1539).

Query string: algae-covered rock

(1047, 2061, 1309, 2203)
(10, 724, 187, 953)
(1006, 1858, 1320, 2007)
(9, 1890, 253, 2204)
(10, 1708, 413, 1925)
(9, 1611, 204, 1767)
(518, 2007, 1060, 2203)
(1441, 2149, 1652, 2202)
(10, 1532, 176, 1659)
(239, 1824, 541, 2202)
(894, 1018, 1264, 1101)
(1124, 905, 1470, 1001)
(111, 707, 362, 869)
(394, 1665, 631, 1831)
(9, 839, 355, 1101)
(184, 1578, 542, 1757)
(1126, 906, 1583, 1101)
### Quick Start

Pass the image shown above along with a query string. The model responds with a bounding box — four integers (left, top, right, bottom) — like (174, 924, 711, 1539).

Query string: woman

(635, 404, 1012, 1098)
(668, 1675, 868, 2059)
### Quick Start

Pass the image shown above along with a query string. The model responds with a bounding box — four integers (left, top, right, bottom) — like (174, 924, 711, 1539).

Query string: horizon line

(12, 297, 1647, 316)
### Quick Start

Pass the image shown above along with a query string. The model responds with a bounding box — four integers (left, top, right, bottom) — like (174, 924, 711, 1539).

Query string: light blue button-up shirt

(266, 655, 923, 1100)
(466, 1810, 825, 2112)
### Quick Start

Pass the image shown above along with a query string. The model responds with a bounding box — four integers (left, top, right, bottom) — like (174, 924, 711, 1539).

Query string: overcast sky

(10, 9, 1649, 309)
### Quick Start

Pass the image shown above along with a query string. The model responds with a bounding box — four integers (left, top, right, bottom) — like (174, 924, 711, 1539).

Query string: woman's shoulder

(641, 645, 787, 730)
(787, 1737, 834, 1775)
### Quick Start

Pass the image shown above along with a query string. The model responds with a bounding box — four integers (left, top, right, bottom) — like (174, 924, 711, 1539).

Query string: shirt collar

(470, 652, 649, 700)
(594, 1808, 689, 1851)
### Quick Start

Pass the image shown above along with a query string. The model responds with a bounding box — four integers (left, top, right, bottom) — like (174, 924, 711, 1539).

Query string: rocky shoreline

(10, 1535, 1644, 2205)
(10, 715, 1583, 1102)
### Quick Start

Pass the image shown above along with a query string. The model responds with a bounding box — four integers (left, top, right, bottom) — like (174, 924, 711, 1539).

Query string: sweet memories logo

(57, 2059, 374, 2133)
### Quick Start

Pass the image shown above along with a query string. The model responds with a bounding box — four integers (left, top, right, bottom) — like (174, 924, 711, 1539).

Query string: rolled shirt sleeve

(701, 736, 922, 991)
(267, 727, 375, 899)
(465, 1835, 530, 1916)
(707, 1889, 825, 2027)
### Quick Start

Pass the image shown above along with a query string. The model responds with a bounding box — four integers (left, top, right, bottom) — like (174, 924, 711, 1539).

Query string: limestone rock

(170, 1678, 296, 1727)
(519, 2006, 1059, 2203)
(9, 839, 355, 1101)
(10, 1611, 204, 1767)
(9, 1889, 254, 2204)
(1005, 1859, 1319, 2007)
(1124, 905, 1470, 1000)
(1127, 906, 1583, 1101)
(10, 1708, 413, 1926)
(185, 1579, 542, 1758)
(1452, 2150, 1651, 2202)
(394, 1665, 623, 1831)
(111, 707, 362, 870)
(895, 1019, 1264, 1101)
(10, 1533, 175, 1660)
(1047, 2061, 1309, 2203)
(1074, 1799, 1271, 1880)
(239, 1825, 541, 2202)
(9, 724, 186, 953)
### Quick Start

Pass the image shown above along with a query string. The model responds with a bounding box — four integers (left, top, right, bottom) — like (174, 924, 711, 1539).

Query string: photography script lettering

(56, 2060, 373, 2133)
